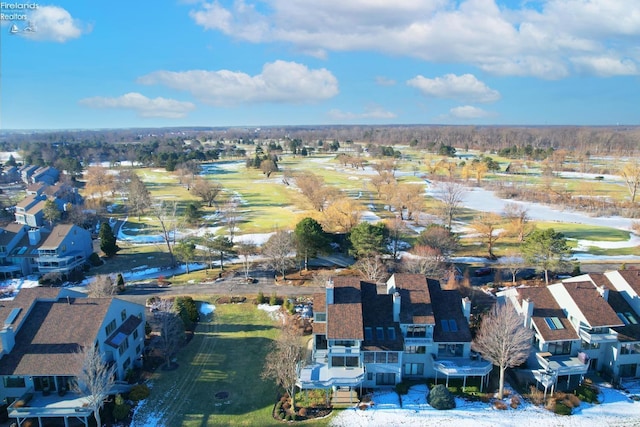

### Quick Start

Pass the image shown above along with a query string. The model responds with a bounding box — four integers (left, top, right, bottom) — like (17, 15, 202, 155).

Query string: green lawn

(534, 222, 631, 241)
(132, 303, 334, 427)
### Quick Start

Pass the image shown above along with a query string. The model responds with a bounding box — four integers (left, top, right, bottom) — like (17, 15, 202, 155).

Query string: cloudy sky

(1, 0, 639, 129)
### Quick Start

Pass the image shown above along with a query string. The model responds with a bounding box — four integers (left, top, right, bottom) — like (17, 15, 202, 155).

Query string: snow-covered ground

(330, 381, 640, 427)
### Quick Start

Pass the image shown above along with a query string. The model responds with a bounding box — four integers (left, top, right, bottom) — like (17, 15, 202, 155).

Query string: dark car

(474, 267, 493, 277)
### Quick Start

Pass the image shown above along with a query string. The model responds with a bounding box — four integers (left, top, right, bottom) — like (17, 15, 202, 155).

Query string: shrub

(112, 394, 131, 421)
(298, 407, 307, 417)
(494, 400, 508, 410)
(510, 395, 521, 409)
(175, 296, 199, 329)
(428, 384, 456, 410)
(257, 291, 265, 304)
(395, 382, 410, 395)
(88, 252, 103, 266)
(528, 385, 545, 405)
(575, 383, 599, 403)
(129, 384, 150, 401)
(566, 394, 581, 408)
(269, 292, 277, 306)
(554, 401, 572, 416)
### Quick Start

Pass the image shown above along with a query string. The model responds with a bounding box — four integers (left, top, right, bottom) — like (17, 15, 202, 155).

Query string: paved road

(117, 269, 324, 305)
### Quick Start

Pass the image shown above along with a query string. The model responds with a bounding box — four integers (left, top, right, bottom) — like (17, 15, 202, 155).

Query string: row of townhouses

(499, 270, 640, 389)
(0, 287, 146, 426)
(298, 270, 640, 396)
(298, 274, 493, 393)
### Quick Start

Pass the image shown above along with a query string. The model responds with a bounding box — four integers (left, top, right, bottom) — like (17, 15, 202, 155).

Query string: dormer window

(617, 312, 639, 325)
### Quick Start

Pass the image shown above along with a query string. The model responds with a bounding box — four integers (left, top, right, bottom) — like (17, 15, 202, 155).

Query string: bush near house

(428, 384, 456, 410)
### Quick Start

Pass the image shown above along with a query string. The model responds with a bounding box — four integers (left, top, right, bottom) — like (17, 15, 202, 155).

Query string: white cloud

(137, 60, 339, 105)
(18, 5, 90, 42)
(407, 74, 500, 103)
(449, 105, 493, 119)
(188, 0, 640, 79)
(328, 104, 397, 121)
(79, 93, 196, 119)
(571, 56, 639, 77)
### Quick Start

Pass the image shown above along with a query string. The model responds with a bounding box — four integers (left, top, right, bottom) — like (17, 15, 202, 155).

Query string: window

(404, 363, 424, 376)
(334, 340, 354, 347)
(118, 336, 129, 356)
(387, 327, 396, 340)
(376, 373, 396, 385)
(545, 317, 565, 330)
(376, 327, 384, 340)
(438, 343, 463, 357)
(621, 344, 638, 355)
(448, 319, 458, 332)
(315, 312, 326, 322)
(388, 352, 398, 363)
(375, 352, 387, 364)
(406, 325, 426, 337)
(618, 312, 639, 325)
(121, 309, 127, 321)
(620, 363, 637, 378)
(3, 377, 25, 388)
(136, 345, 141, 355)
(363, 352, 374, 363)
(105, 319, 117, 336)
(331, 356, 359, 367)
(547, 341, 571, 355)
(364, 327, 373, 341)
(405, 346, 426, 354)
(367, 373, 373, 381)
(123, 358, 131, 371)
(133, 329, 139, 340)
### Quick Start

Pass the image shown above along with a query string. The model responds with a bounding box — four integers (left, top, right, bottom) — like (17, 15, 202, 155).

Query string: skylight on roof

(448, 319, 458, 332)
(544, 317, 565, 330)
(441, 321, 449, 332)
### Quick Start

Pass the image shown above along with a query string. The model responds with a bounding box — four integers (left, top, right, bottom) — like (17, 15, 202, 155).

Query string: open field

(131, 303, 336, 427)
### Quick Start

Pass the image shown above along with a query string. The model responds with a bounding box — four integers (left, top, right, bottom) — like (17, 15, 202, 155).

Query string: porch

(297, 361, 365, 389)
(7, 389, 93, 427)
(432, 356, 493, 391)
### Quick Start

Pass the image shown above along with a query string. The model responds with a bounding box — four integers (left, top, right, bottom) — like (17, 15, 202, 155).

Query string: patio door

(34, 376, 56, 391)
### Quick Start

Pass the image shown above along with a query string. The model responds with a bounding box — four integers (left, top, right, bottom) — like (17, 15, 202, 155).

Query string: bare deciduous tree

(353, 255, 387, 284)
(236, 241, 258, 280)
(261, 315, 305, 408)
(503, 203, 530, 242)
(191, 177, 223, 207)
(152, 200, 179, 267)
(321, 197, 362, 233)
(74, 344, 116, 427)
(263, 230, 295, 280)
(87, 275, 117, 298)
(154, 299, 185, 368)
(436, 181, 465, 230)
(127, 173, 151, 221)
(498, 253, 526, 284)
(472, 303, 533, 399)
(620, 160, 640, 203)
(402, 245, 445, 278)
(469, 212, 504, 260)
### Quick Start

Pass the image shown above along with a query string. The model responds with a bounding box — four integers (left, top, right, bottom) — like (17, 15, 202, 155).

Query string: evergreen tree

(294, 217, 330, 270)
(99, 222, 119, 257)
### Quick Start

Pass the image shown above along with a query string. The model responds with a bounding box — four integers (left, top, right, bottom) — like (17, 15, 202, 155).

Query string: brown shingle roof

(39, 224, 76, 250)
(517, 287, 579, 342)
(326, 276, 363, 340)
(617, 270, 640, 296)
(562, 281, 623, 328)
(0, 297, 112, 376)
(391, 273, 435, 324)
(360, 281, 403, 351)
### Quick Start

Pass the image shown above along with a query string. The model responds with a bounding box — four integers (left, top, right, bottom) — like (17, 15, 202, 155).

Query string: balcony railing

(579, 328, 618, 344)
(297, 361, 365, 389)
(536, 352, 588, 376)
(404, 336, 434, 345)
(7, 389, 93, 420)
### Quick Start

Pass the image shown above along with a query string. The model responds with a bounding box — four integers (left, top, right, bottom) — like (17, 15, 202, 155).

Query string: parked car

(474, 267, 493, 277)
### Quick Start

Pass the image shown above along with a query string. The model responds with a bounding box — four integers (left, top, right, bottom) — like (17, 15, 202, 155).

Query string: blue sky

(1, 0, 639, 129)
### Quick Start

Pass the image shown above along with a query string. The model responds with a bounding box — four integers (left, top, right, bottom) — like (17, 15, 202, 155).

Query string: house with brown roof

(0, 287, 145, 426)
(298, 273, 491, 393)
(500, 270, 640, 389)
(14, 195, 47, 227)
